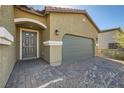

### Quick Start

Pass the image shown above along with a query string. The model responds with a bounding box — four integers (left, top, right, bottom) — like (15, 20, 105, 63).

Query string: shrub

(101, 49, 124, 61)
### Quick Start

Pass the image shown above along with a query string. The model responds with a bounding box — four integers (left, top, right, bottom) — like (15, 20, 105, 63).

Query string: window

(108, 43, 118, 49)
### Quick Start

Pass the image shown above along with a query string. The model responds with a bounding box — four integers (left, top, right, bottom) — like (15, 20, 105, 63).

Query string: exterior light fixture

(55, 29, 60, 35)
(96, 44, 99, 47)
(82, 18, 86, 22)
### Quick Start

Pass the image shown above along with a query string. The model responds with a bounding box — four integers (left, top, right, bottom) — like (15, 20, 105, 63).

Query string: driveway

(6, 57, 124, 88)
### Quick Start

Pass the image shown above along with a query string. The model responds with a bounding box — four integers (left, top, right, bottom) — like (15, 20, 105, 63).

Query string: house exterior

(98, 28, 123, 49)
(0, 5, 99, 87)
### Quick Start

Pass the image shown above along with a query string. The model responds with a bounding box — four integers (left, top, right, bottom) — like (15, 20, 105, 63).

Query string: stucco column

(50, 45, 62, 66)
(43, 41, 63, 66)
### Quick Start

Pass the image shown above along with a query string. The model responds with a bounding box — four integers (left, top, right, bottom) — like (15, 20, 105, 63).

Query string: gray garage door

(62, 35, 94, 62)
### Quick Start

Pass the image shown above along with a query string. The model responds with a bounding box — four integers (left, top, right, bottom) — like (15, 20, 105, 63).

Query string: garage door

(62, 35, 94, 62)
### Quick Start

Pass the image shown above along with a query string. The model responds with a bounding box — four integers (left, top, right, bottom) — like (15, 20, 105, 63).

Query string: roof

(15, 5, 44, 16)
(44, 6, 86, 14)
(101, 27, 124, 33)
(15, 5, 100, 33)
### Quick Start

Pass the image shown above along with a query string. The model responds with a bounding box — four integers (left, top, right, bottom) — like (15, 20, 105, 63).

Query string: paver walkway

(6, 57, 124, 88)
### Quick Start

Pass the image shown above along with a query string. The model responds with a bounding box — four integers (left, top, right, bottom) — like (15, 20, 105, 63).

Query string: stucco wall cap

(0, 38, 11, 45)
(43, 41, 63, 46)
(0, 27, 14, 42)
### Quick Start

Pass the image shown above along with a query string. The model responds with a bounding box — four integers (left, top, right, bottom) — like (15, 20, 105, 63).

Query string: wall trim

(0, 27, 14, 45)
(0, 38, 11, 45)
(20, 28, 39, 60)
(14, 18, 47, 29)
(43, 41, 63, 46)
(0, 27, 14, 42)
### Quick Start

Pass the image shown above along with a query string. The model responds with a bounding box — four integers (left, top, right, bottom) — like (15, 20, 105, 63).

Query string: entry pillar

(43, 41, 63, 66)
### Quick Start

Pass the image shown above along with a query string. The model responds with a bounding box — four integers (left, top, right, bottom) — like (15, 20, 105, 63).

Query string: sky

(29, 5, 124, 30)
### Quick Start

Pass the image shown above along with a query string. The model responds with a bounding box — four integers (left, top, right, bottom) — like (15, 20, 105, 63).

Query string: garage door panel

(63, 35, 93, 62)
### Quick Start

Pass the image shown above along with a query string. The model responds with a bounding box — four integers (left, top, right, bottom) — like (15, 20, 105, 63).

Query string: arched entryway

(14, 18, 47, 29)
(14, 18, 47, 60)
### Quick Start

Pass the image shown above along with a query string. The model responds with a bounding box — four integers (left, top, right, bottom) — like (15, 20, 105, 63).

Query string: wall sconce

(55, 29, 60, 35)
(82, 18, 86, 22)
(96, 44, 99, 47)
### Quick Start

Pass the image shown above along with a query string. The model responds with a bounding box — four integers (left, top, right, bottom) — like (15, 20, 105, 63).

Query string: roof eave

(101, 27, 123, 33)
(15, 5, 45, 17)
(84, 11, 100, 33)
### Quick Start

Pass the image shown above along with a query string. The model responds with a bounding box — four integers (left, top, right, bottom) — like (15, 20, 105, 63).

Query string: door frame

(20, 28, 39, 60)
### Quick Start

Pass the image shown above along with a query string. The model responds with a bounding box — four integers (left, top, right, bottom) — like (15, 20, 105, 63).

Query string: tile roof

(15, 5, 44, 16)
(44, 6, 86, 14)
(15, 5, 86, 15)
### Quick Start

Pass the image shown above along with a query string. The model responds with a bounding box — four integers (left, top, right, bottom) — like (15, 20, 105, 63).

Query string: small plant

(101, 49, 124, 61)
(117, 31, 124, 49)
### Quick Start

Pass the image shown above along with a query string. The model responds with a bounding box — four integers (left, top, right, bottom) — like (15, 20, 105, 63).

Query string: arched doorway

(14, 18, 47, 60)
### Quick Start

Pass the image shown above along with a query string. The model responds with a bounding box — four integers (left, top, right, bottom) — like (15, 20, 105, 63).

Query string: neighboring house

(0, 5, 99, 87)
(98, 27, 124, 49)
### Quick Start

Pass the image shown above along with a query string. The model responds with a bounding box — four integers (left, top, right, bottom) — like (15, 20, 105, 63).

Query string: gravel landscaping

(6, 57, 124, 88)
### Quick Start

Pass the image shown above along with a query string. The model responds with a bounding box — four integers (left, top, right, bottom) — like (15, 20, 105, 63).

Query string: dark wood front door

(22, 31, 37, 59)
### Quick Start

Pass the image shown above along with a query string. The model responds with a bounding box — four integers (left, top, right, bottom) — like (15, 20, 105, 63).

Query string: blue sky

(29, 5, 124, 30)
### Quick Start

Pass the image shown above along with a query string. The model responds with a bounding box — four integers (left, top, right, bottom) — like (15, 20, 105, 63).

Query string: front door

(22, 31, 37, 59)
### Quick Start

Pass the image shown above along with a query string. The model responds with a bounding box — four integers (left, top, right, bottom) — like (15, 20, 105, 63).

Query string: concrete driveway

(6, 57, 124, 88)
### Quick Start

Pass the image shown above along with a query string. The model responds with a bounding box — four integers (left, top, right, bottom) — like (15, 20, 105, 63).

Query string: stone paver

(5, 57, 124, 88)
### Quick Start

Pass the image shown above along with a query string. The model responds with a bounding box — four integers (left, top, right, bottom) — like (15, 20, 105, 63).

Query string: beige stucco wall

(49, 13, 98, 40)
(0, 6, 16, 87)
(49, 13, 98, 65)
(40, 15, 50, 62)
(98, 30, 118, 49)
